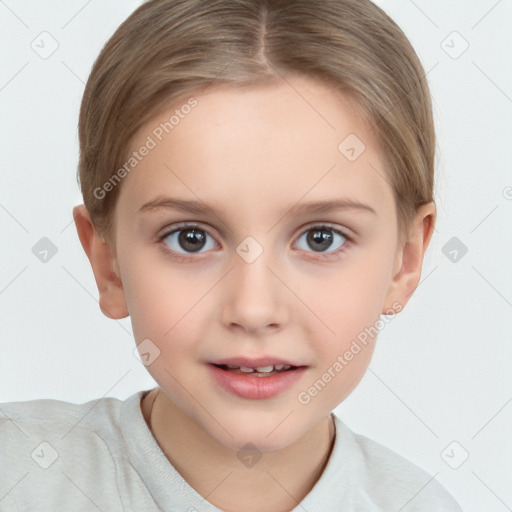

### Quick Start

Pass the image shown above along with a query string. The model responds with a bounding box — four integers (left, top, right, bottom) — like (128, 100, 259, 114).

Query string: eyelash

(157, 222, 352, 262)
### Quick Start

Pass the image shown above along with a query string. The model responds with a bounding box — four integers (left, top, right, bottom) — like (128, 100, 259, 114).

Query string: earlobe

(73, 205, 129, 319)
(382, 202, 436, 314)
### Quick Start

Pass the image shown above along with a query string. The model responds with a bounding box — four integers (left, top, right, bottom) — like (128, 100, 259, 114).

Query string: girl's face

(112, 76, 404, 451)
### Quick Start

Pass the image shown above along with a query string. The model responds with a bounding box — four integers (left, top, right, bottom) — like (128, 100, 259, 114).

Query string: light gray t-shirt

(0, 389, 462, 511)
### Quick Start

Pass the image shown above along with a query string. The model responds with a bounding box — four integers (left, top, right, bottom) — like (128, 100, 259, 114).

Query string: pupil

(178, 229, 206, 252)
(308, 229, 333, 252)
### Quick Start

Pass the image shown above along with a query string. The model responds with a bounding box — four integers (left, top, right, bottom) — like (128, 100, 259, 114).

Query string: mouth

(206, 357, 309, 400)
(208, 356, 307, 377)
(210, 363, 300, 377)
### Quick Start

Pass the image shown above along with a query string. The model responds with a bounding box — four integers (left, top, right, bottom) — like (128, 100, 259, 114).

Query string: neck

(142, 388, 336, 512)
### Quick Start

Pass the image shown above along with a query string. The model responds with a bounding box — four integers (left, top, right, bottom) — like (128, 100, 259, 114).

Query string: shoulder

(332, 415, 463, 511)
(0, 394, 131, 510)
(0, 394, 128, 469)
(0, 394, 124, 443)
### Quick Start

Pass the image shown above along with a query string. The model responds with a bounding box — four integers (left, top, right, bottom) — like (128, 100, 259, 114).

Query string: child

(0, 0, 463, 510)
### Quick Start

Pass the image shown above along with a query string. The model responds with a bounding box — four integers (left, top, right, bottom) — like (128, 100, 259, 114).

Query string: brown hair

(78, 0, 435, 243)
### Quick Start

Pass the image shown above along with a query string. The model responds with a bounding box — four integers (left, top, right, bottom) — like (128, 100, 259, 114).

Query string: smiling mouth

(207, 362, 308, 400)
(211, 363, 300, 377)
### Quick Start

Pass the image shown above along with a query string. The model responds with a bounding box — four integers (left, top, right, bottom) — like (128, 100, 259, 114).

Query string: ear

(382, 202, 436, 314)
(73, 205, 129, 319)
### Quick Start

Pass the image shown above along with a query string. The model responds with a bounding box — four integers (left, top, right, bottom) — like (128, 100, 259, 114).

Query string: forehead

(116, 76, 394, 224)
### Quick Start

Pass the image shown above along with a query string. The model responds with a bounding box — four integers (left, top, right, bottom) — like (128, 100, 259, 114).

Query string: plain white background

(1, 1, 511, 510)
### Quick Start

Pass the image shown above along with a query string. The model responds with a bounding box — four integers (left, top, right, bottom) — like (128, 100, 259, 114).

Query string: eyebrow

(139, 197, 377, 217)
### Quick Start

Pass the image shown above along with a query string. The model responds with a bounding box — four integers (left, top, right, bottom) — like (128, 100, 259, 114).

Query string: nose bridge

(221, 234, 288, 332)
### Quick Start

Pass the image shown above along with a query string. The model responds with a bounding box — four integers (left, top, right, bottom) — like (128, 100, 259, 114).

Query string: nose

(220, 244, 289, 335)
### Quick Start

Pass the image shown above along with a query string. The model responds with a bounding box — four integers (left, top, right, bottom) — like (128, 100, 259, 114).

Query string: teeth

(255, 365, 274, 373)
(219, 363, 294, 372)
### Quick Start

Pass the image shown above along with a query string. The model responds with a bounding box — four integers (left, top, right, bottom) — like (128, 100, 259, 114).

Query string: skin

(74, 75, 435, 512)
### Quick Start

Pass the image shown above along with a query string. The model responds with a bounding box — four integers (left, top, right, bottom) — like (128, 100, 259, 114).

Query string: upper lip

(209, 357, 306, 368)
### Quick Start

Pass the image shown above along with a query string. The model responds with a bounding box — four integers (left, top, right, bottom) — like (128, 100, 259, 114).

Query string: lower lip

(207, 364, 308, 400)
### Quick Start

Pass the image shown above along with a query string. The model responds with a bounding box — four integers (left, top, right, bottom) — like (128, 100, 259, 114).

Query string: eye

(161, 224, 217, 256)
(295, 224, 349, 258)
(158, 222, 350, 261)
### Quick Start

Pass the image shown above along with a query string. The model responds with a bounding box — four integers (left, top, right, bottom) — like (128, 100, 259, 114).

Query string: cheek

(121, 253, 219, 355)
(119, 253, 191, 341)
(306, 275, 383, 407)
(313, 262, 391, 335)
(305, 253, 393, 385)
(124, 272, 200, 384)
